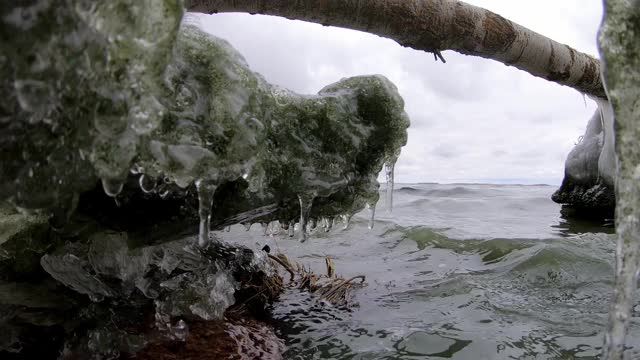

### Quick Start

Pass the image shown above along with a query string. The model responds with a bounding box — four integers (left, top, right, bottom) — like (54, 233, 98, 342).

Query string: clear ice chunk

(384, 157, 397, 212)
(195, 179, 217, 247)
(341, 214, 352, 230)
(40, 253, 115, 301)
(288, 221, 295, 238)
(324, 217, 333, 232)
(366, 202, 376, 230)
(298, 193, 315, 242)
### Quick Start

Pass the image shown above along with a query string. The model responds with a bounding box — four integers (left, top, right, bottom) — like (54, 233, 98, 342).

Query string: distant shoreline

(382, 182, 556, 187)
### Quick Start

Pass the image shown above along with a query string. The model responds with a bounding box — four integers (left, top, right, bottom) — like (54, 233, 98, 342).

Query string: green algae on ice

(0, 0, 184, 209)
(0, 1, 409, 357)
(1, 4, 409, 242)
(100, 23, 410, 242)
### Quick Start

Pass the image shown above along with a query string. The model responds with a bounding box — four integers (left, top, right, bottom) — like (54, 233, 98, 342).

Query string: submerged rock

(0, 214, 283, 358)
(552, 99, 615, 218)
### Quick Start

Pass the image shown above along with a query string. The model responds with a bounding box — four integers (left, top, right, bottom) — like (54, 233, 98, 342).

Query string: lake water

(217, 183, 639, 360)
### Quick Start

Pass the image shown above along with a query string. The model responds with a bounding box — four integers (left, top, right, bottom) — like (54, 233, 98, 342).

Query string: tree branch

(186, 0, 606, 99)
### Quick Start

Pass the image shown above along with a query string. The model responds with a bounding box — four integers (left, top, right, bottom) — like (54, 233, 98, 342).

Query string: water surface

(219, 183, 634, 359)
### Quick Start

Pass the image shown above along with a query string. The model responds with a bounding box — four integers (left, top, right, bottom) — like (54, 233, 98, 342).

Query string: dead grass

(268, 253, 366, 306)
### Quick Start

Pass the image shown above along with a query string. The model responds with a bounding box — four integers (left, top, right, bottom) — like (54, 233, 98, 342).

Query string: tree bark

(599, 1, 640, 359)
(186, 0, 606, 99)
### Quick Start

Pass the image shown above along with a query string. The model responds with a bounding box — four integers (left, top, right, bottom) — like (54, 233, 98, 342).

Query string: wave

(424, 186, 477, 197)
(390, 185, 478, 198)
(399, 226, 614, 267)
(396, 186, 421, 193)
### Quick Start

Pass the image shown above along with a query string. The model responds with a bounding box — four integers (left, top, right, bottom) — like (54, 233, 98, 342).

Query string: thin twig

(268, 254, 295, 281)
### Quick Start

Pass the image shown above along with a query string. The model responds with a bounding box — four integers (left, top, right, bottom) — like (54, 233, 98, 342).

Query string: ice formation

(0, 0, 184, 210)
(385, 155, 398, 212)
(1, 4, 409, 241)
(553, 99, 615, 214)
(0, 0, 409, 357)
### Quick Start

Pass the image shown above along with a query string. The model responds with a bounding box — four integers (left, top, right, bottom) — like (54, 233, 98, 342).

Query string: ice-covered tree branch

(186, 0, 606, 98)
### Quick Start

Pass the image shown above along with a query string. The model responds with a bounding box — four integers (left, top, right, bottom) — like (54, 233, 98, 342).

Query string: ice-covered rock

(0, 1, 409, 357)
(154, 24, 409, 243)
(0, 211, 280, 358)
(552, 99, 615, 217)
(69, 22, 409, 244)
(1, 3, 409, 241)
(0, 0, 184, 210)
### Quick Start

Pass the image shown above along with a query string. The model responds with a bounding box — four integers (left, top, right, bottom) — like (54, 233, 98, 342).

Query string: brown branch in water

(325, 256, 335, 278)
(268, 254, 295, 282)
(267, 253, 366, 305)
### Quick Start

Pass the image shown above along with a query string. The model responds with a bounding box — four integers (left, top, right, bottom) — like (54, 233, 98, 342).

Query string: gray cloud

(197, 0, 602, 185)
(432, 144, 460, 159)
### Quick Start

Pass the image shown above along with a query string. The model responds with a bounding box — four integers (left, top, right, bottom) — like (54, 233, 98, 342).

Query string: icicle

(366, 202, 376, 230)
(195, 179, 217, 247)
(324, 217, 333, 232)
(384, 157, 397, 212)
(341, 213, 352, 230)
(101, 178, 123, 197)
(243, 223, 252, 231)
(297, 193, 315, 242)
(269, 221, 280, 235)
(288, 221, 295, 237)
(224, 226, 231, 232)
(139, 174, 156, 193)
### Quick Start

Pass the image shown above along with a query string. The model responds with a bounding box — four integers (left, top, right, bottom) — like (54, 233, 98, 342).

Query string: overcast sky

(197, 1, 603, 185)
